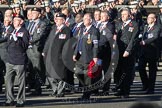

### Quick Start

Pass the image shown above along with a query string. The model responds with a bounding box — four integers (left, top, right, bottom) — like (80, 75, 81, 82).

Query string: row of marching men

(0, 6, 161, 107)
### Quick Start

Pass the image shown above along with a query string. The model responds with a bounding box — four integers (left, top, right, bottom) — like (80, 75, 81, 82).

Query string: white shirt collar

(77, 22, 83, 27)
(15, 27, 21, 32)
(101, 21, 108, 26)
(33, 19, 40, 23)
(66, 17, 69, 22)
(123, 19, 131, 27)
(57, 24, 64, 30)
(5, 25, 10, 30)
(85, 24, 92, 32)
(148, 23, 154, 28)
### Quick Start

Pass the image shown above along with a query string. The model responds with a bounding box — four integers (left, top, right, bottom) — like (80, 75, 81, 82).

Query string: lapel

(33, 20, 41, 35)
(147, 25, 154, 33)
(16, 27, 23, 34)
(55, 24, 66, 39)
(122, 20, 133, 35)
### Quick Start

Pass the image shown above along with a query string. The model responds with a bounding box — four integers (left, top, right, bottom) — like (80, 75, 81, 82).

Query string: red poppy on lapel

(150, 27, 154, 31)
(83, 32, 89, 35)
(76, 27, 80, 30)
(129, 22, 133, 27)
(65, 22, 70, 26)
(16, 32, 18, 37)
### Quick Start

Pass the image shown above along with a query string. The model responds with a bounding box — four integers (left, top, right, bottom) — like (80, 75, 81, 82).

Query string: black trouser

(139, 56, 157, 91)
(115, 54, 135, 95)
(99, 44, 111, 92)
(27, 48, 46, 93)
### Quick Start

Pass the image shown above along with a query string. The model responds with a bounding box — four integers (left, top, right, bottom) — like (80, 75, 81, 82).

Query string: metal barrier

(0, 5, 160, 14)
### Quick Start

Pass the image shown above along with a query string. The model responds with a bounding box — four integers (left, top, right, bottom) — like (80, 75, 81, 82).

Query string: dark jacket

(140, 24, 160, 59)
(116, 20, 139, 56)
(43, 24, 71, 80)
(7, 27, 29, 65)
(74, 25, 100, 64)
(0, 25, 14, 62)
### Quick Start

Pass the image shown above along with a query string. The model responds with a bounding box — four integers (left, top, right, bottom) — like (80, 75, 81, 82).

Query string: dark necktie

(29, 22, 35, 34)
(77, 28, 87, 53)
(122, 22, 126, 29)
(147, 27, 150, 32)
(99, 23, 103, 31)
(72, 24, 78, 33)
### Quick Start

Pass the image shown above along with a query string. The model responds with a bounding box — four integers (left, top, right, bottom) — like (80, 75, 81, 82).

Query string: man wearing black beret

(4, 15, 29, 107)
(43, 12, 71, 97)
(26, 7, 47, 96)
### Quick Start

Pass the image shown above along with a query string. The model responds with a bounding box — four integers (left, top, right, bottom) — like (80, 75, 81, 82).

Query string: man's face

(75, 14, 82, 23)
(61, 9, 68, 17)
(27, 10, 32, 20)
(100, 13, 109, 22)
(15, 7, 20, 14)
(45, 6, 50, 13)
(13, 17, 22, 28)
(32, 11, 40, 20)
(83, 14, 91, 26)
(152, 0, 159, 4)
(5, 10, 12, 18)
(4, 19, 11, 27)
(121, 10, 129, 22)
(147, 14, 156, 25)
(94, 11, 100, 21)
(56, 17, 64, 26)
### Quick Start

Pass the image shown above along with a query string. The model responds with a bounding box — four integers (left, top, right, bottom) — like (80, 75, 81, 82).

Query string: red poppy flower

(129, 22, 133, 27)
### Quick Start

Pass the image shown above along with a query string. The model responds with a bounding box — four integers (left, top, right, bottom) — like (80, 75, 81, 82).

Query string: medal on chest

(87, 34, 91, 44)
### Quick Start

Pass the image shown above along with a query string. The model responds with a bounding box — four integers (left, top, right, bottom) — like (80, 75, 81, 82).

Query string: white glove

(12, 34, 17, 41)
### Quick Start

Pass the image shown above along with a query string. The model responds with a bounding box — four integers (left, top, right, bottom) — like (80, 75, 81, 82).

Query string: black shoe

(112, 87, 118, 92)
(3, 101, 15, 106)
(16, 103, 24, 107)
(55, 93, 64, 97)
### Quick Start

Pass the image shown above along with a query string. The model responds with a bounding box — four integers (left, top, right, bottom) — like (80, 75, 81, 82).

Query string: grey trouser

(47, 77, 65, 94)
(5, 63, 25, 104)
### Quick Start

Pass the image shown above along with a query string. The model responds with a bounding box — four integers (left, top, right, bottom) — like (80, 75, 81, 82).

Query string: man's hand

(93, 58, 98, 64)
(140, 41, 145, 45)
(123, 51, 129, 57)
(42, 53, 45, 57)
(73, 55, 77, 61)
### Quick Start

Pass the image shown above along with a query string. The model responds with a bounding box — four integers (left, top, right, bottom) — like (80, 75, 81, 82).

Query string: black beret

(14, 15, 24, 20)
(56, 13, 66, 19)
(32, 7, 41, 13)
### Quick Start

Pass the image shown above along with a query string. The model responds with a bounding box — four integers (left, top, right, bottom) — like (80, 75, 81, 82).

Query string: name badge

(17, 32, 24, 37)
(128, 27, 134, 32)
(59, 34, 66, 39)
(102, 30, 106, 35)
(93, 40, 98, 44)
(148, 33, 153, 39)
(37, 28, 40, 33)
